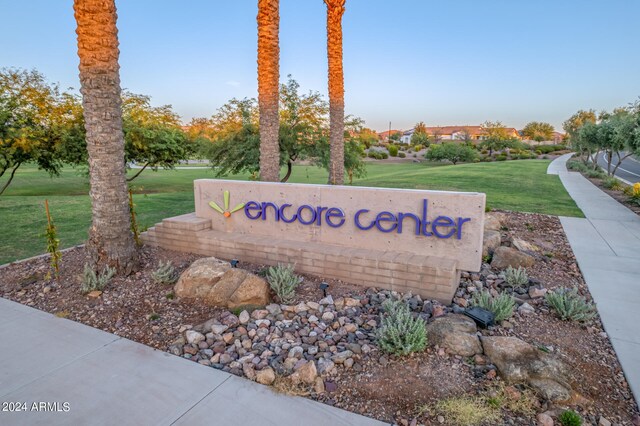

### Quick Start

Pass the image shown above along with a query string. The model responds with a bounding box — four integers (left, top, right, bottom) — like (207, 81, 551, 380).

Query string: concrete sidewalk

(549, 153, 640, 406)
(0, 298, 386, 426)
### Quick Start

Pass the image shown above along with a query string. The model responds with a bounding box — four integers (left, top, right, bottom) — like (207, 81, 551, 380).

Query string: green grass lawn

(0, 160, 582, 264)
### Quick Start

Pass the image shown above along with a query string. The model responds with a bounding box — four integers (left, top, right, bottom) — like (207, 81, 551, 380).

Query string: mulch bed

(0, 211, 638, 425)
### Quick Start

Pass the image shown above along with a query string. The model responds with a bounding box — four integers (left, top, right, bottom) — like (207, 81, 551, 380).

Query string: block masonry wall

(142, 213, 462, 304)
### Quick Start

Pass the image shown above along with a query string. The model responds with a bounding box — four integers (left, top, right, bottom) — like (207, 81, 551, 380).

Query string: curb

(0, 245, 85, 270)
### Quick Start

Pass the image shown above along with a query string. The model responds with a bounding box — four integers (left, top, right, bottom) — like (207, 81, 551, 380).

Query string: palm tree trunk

(74, 0, 136, 273)
(257, 0, 280, 182)
(325, 0, 346, 185)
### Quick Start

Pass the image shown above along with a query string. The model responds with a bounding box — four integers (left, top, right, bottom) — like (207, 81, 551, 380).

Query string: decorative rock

(185, 330, 205, 345)
(331, 350, 353, 364)
(319, 295, 334, 305)
(518, 302, 535, 315)
(289, 360, 317, 385)
(425, 315, 482, 356)
(222, 332, 235, 344)
(484, 213, 502, 231)
(174, 258, 269, 308)
(432, 305, 445, 318)
(210, 324, 228, 335)
(481, 336, 571, 401)
(482, 230, 501, 257)
(598, 416, 611, 426)
(256, 367, 276, 385)
(265, 304, 282, 316)
(512, 238, 538, 253)
(537, 412, 554, 426)
(322, 312, 335, 322)
(491, 246, 535, 270)
(238, 310, 250, 325)
(314, 376, 325, 394)
(87, 290, 102, 298)
(529, 287, 548, 298)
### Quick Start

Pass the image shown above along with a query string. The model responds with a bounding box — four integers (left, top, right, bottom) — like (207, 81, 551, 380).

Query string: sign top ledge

(194, 179, 485, 198)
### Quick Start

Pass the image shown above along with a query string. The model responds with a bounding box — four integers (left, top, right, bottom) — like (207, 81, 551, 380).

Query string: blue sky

(3, 0, 640, 132)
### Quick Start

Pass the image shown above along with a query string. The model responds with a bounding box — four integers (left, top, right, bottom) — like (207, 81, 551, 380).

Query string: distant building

(377, 130, 402, 141)
(398, 126, 520, 145)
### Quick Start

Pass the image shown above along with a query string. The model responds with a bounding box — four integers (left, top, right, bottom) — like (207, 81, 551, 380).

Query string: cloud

(225, 80, 241, 87)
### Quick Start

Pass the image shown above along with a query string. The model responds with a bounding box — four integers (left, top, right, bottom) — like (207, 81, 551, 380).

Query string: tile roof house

(399, 125, 520, 144)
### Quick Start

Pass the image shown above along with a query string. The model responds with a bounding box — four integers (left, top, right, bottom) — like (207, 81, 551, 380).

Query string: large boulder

(175, 257, 270, 308)
(425, 314, 482, 356)
(481, 336, 571, 401)
(491, 246, 535, 269)
(482, 230, 502, 257)
(484, 213, 502, 231)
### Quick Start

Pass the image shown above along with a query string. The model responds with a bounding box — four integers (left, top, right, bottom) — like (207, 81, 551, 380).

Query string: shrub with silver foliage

(376, 299, 427, 355)
(545, 287, 596, 322)
(81, 263, 115, 294)
(151, 261, 177, 285)
(502, 266, 529, 287)
(266, 263, 302, 304)
(471, 290, 515, 322)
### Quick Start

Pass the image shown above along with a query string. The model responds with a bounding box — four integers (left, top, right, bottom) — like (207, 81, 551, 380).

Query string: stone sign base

(142, 213, 461, 304)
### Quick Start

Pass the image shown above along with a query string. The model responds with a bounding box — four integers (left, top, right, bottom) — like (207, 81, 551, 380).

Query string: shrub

(413, 144, 424, 152)
(376, 299, 427, 355)
(435, 396, 499, 426)
(558, 409, 583, 426)
(152, 261, 177, 285)
(602, 176, 622, 190)
(545, 287, 596, 322)
(398, 151, 406, 158)
(496, 155, 507, 161)
(380, 151, 389, 159)
(502, 266, 528, 287)
(81, 264, 115, 294)
(471, 291, 515, 322)
(44, 200, 61, 279)
(425, 143, 478, 165)
(388, 144, 398, 157)
(585, 169, 606, 179)
(567, 161, 588, 172)
(626, 182, 640, 204)
(266, 263, 302, 304)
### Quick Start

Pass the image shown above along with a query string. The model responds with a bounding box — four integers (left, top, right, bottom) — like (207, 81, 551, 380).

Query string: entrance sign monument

(142, 180, 486, 303)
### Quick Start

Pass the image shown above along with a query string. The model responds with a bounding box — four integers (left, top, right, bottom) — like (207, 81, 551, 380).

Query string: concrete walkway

(0, 298, 386, 426)
(548, 153, 640, 405)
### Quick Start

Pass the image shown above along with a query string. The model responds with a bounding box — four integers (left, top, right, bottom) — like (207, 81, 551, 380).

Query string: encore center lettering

(242, 199, 471, 239)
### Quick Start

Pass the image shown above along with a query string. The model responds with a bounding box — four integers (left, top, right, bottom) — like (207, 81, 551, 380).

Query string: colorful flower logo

(209, 190, 245, 218)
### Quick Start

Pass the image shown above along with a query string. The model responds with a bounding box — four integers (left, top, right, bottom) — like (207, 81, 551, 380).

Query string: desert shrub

(485, 383, 537, 415)
(398, 151, 406, 158)
(413, 144, 424, 151)
(502, 266, 528, 287)
(471, 291, 515, 322)
(152, 261, 177, 285)
(266, 263, 302, 304)
(545, 287, 596, 322)
(567, 161, 588, 172)
(585, 169, 606, 179)
(496, 155, 507, 161)
(81, 264, 115, 294)
(376, 299, 427, 355)
(558, 409, 583, 426)
(535, 150, 542, 155)
(380, 151, 388, 159)
(625, 182, 640, 205)
(425, 143, 478, 165)
(435, 396, 499, 426)
(602, 176, 622, 190)
(388, 144, 398, 157)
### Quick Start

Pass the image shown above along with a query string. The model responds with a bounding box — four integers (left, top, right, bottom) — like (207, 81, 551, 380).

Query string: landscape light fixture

(319, 282, 329, 297)
(463, 306, 495, 328)
(230, 259, 239, 268)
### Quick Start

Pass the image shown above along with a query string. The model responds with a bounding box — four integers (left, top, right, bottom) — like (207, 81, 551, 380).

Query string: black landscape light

(464, 306, 495, 328)
(319, 281, 329, 297)
(230, 259, 239, 268)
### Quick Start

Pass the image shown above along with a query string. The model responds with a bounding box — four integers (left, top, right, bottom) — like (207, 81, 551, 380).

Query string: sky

(2, 0, 640, 132)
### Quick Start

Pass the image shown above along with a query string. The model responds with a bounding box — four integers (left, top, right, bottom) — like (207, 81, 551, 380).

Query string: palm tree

(74, 0, 136, 273)
(257, 0, 280, 182)
(325, 0, 346, 185)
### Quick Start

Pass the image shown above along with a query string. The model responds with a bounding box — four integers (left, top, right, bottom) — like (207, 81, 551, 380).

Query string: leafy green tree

(563, 109, 596, 143)
(522, 121, 554, 142)
(425, 143, 478, 165)
(575, 121, 601, 168)
(410, 130, 430, 147)
(0, 68, 67, 195)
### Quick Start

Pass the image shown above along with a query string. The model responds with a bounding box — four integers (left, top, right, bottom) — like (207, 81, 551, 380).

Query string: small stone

(344, 298, 360, 307)
(518, 302, 535, 315)
(306, 301, 320, 311)
(222, 332, 234, 344)
(537, 412, 554, 426)
(437, 415, 445, 423)
(251, 309, 269, 320)
(343, 323, 357, 333)
(319, 295, 334, 305)
(255, 319, 271, 328)
(256, 367, 276, 385)
(529, 286, 548, 298)
(433, 305, 445, 317)
(344, 358, 354, 368)
(294, 302, 308, 313)
(238, 310, 250, 324)
(185, 330, 205, 344)
(454, 297, 468, 308)
(314, 376, 325, 394)
(243, 363, 256, 380)
(325, 381, 337, 392)
(486, 369, 497, 379)
(598, 416, 611, 426)
(87, 290, 102, 298)
(289, 360, 317, 385)
(220, 353, 233, 364)
(265, 304, 282, 315)
(322, 312, 335, 322)
(331, 350, 353, 364)
(210, 324, 228, 335)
